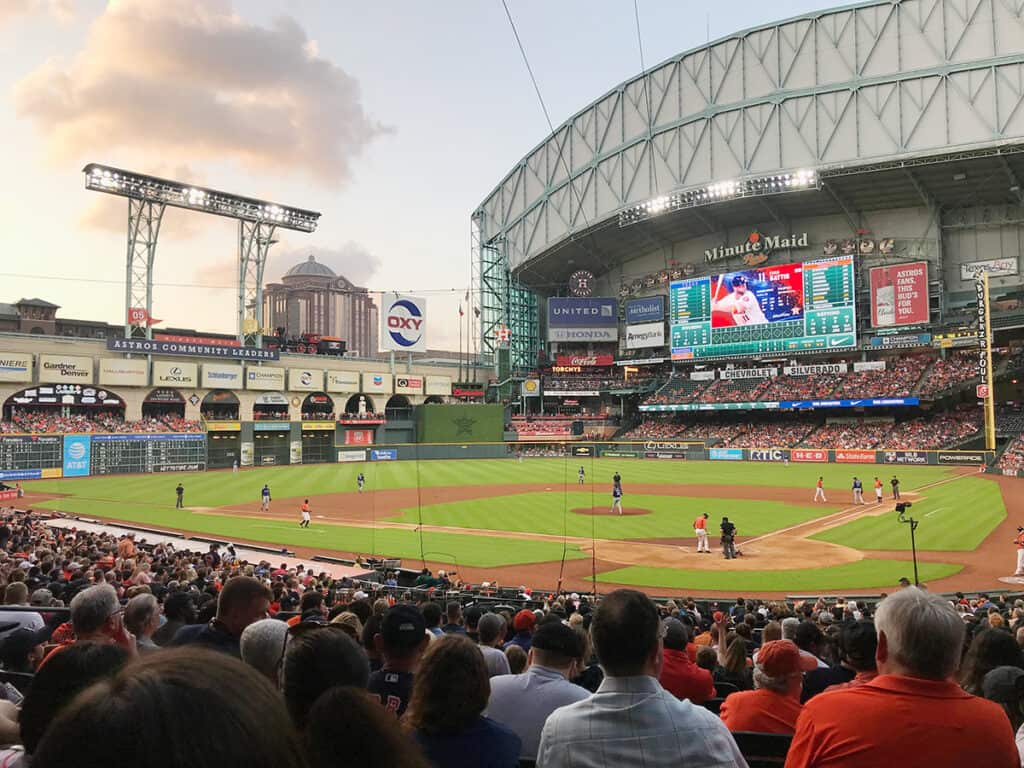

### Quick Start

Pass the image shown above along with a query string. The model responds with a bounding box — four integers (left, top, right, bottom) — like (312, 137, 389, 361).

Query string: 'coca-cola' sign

(555, 354, 615, 367)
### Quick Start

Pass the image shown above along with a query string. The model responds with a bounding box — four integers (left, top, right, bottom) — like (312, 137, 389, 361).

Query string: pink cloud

(0, 0, 73, 27)
(14, 0, 388, 185)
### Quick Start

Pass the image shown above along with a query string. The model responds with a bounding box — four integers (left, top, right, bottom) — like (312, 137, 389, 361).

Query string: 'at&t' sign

(381, 295, 427, 352)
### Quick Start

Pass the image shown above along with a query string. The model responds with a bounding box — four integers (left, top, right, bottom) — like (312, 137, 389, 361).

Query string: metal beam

(238, 220, 276, 347)
(758, 196, 788, 229)
(821, 182, 859, 234)
(998, 156, 1024, 204)
(124, 198, 165, 339)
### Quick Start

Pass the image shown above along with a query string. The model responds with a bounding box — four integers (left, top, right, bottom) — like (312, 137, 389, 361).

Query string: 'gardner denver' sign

(107, 337, 279, 361)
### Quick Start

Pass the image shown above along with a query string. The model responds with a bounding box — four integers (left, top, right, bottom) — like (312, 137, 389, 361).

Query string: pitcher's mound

(571, 506, 652, 517)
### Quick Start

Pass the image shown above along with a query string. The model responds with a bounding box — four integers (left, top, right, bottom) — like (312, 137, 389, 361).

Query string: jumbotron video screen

(669, 256, 856, 359)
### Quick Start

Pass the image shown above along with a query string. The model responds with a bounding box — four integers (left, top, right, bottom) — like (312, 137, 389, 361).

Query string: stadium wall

(415, 404, 504, 444)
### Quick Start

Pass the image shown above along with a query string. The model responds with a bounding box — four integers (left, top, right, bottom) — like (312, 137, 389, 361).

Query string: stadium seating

(0, 410, 201, 434)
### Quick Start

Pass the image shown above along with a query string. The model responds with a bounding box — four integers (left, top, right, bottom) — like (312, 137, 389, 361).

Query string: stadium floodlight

(83, 163, 321, 346)
(83, 164, 321, 233)
(618, 168, 820, 227)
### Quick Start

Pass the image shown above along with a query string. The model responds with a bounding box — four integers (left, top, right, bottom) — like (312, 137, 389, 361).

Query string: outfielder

(578, 466, 585, 485)
(299, 499, 311, 528)
(694, 512, 710, 553)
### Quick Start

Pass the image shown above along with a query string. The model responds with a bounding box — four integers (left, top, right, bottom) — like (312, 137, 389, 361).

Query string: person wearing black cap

(368, 604, 428, 717)
(485, 620, 589, 762)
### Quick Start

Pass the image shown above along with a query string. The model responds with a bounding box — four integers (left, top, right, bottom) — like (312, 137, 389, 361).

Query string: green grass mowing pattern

(811, 476, 1004, 551)
(594, 560, 963, 592)
(34, 496, 586, 569)
(388, 493, 830, 539)
(23, 459, 957, 507)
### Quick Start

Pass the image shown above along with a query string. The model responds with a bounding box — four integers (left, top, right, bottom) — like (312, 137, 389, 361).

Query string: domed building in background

(263, 255, 378, 356)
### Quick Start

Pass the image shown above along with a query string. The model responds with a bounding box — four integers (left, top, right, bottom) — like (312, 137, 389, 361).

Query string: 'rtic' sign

(748, 449, 788, 462)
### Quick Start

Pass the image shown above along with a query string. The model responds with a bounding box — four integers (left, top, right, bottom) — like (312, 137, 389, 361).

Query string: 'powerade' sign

(547, 298, 617, 327)
(625, 297, 665, 324)
(709, 448, 743, 461)
(63, 435, 91, 477)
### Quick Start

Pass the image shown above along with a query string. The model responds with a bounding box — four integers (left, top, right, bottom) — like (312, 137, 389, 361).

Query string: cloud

(195, 241, 382, 289)
(0, 0, 73, 27)
(14, 0, 388, 184)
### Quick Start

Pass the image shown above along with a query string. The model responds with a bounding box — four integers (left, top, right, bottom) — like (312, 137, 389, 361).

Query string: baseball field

(17, 456, 1018, 596)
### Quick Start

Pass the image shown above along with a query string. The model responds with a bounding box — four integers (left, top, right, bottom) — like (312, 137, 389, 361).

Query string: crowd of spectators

(918, 350, 981, 398)
(695, 378, 772, 404)
(884, 409, 982, 449)
(0, 504, 1021, 768)
(642, 375, 710, 406)
(1000, 435, 1024, 474)
(0, 410, 200, 434)
(800, 421, 894, 450)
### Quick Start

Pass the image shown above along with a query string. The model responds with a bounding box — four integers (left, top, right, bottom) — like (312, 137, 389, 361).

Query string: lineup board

(670, 256, 856, 359)
(90, 434, 207, 475)
(0, 436, 62, 474)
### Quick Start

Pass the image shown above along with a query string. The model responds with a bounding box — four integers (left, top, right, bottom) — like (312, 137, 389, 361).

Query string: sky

(0, 0, 835, 350)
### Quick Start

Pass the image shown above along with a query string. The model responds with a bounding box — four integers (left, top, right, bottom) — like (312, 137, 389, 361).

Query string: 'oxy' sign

(383, 296, 427, 351)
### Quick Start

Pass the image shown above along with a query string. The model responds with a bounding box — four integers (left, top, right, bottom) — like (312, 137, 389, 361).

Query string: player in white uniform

(713, 275, 768, 325)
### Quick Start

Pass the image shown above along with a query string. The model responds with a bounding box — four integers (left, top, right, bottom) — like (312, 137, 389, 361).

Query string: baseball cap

(756, 640, 817, 676)
(380, 604, 427, 655)
(513, 609, 536, 632)
(662, 617, 688, 649)
(983, 666, 1024, 703)
(531, 621, 583, 658)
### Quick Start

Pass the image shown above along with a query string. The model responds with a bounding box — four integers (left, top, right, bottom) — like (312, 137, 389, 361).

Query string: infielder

(1016, 526, 1024, 577)
(852, 477, 864, 505)
(694, 512, 710, 553)
(611, 484, 623, 515)
(874, 477, 884, 503)
(814, 477, 827, 502)
(357, 472, 365, 493)
(260, 484, 271, 512)
(299, 499, 311, 528)
(578, 466, 585, 485)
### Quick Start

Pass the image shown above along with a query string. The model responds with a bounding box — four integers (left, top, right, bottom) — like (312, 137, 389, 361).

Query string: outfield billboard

(547, 298, 618, 341)
(870, 261, 929, 327)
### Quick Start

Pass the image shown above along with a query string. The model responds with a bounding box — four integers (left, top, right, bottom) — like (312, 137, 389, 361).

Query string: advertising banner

(370, 448, 398, 461)
(600, 450, 639, 458)
(690, 370, 716, 381)
(326, 370, 360, 393)
(156, 333, 240, 347)
(870, 262, 929, 327)
(625, 323, 666, 349)
(253, 422, 289, 432)
(853, 361, 886, 372)
(869, 333, 932, 348)
(548, 327, 618, 342)
(0, 470, 43, 481)
(0, 490, 18, 501)
(205, 422, 241, 432)
(936, 451, 987, 465)
(301, 421, 335, 431)
(709, 448, 744, 461)
(254, 393, 289, 405)
(748, 448, 789, 462)
(39, 355, 93, 384)
(288, 368, 322, 392)
(345, 429, 375, 445)
(571, 445, 595, 457)
(961, 258, 1018, 280)
(362, 372, 392, 394)
(555, 354, 615, 367)
(381, 295, 427, 352)
(153, 361, 197, 387)
(522, 379, 541, 397)
(144, 387, 184, 403)
(395, 376, 424, 395)
(644, 452, 688, 460)
(835, 449, 877, 463)
(784, 363, 848, 376)
(881, 450, 928, 465)
(424, 375, 451, 396)
(547, 298, 618, 327)
(791, 449, 827, 462)
(240, 442, 253, 466)
(625, 297, 665, 324)
(289, 441, 302, 464)
(720, 367, 776, 380)
(98, 358, 148, 387)
(337, 450, 366, 463)
(0, 353, 33, 383)
(107, 337, 277, 361)
(245, 366, 286, 390)
(62, 434, 91, 477)
(202, 364, 243, 389)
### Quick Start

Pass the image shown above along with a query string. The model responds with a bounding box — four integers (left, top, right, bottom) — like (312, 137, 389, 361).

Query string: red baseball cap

(757, 640, 817, 676)
(513, 609, 536, 632)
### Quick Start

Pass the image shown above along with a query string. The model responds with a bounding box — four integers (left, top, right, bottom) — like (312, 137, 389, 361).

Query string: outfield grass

(32, 495, 586, 568)
(595, 559, 963, 592)
(811, 476, 1005, 551)
(389, 493, 830, 539)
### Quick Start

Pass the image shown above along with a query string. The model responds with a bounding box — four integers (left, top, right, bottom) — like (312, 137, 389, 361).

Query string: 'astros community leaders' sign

(106, 338, 279, 361)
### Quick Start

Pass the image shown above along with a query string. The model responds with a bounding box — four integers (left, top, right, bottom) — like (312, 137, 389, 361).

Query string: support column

(238, 220, 277, 347)
(125, 198, 165, 339)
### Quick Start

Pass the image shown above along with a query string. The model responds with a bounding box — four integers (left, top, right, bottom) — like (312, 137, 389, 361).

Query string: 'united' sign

(381, 295, 427, 352)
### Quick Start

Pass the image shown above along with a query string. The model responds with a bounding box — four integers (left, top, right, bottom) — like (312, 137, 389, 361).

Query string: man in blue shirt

(357, 472, 365, 493)
(611, 485, 623, 515)
(260, 484, 271, 512)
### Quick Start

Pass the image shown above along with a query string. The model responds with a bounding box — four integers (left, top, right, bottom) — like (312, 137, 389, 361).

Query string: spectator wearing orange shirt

(720, 640, 816, 734)
(785, 588, 1019, 768)
(659, 618, 714, 704)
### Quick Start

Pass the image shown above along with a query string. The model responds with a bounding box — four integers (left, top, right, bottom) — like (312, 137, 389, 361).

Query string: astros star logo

(453, 416, 477, 437)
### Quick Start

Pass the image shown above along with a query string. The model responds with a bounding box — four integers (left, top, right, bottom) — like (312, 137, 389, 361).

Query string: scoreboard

(670, 256, 856, 359)
(0, 436, 62, 480)
(90, 434, 207, 475)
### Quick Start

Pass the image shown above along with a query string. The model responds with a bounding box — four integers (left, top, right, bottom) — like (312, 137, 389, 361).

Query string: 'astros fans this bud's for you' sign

(381, 295, 427, 352)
